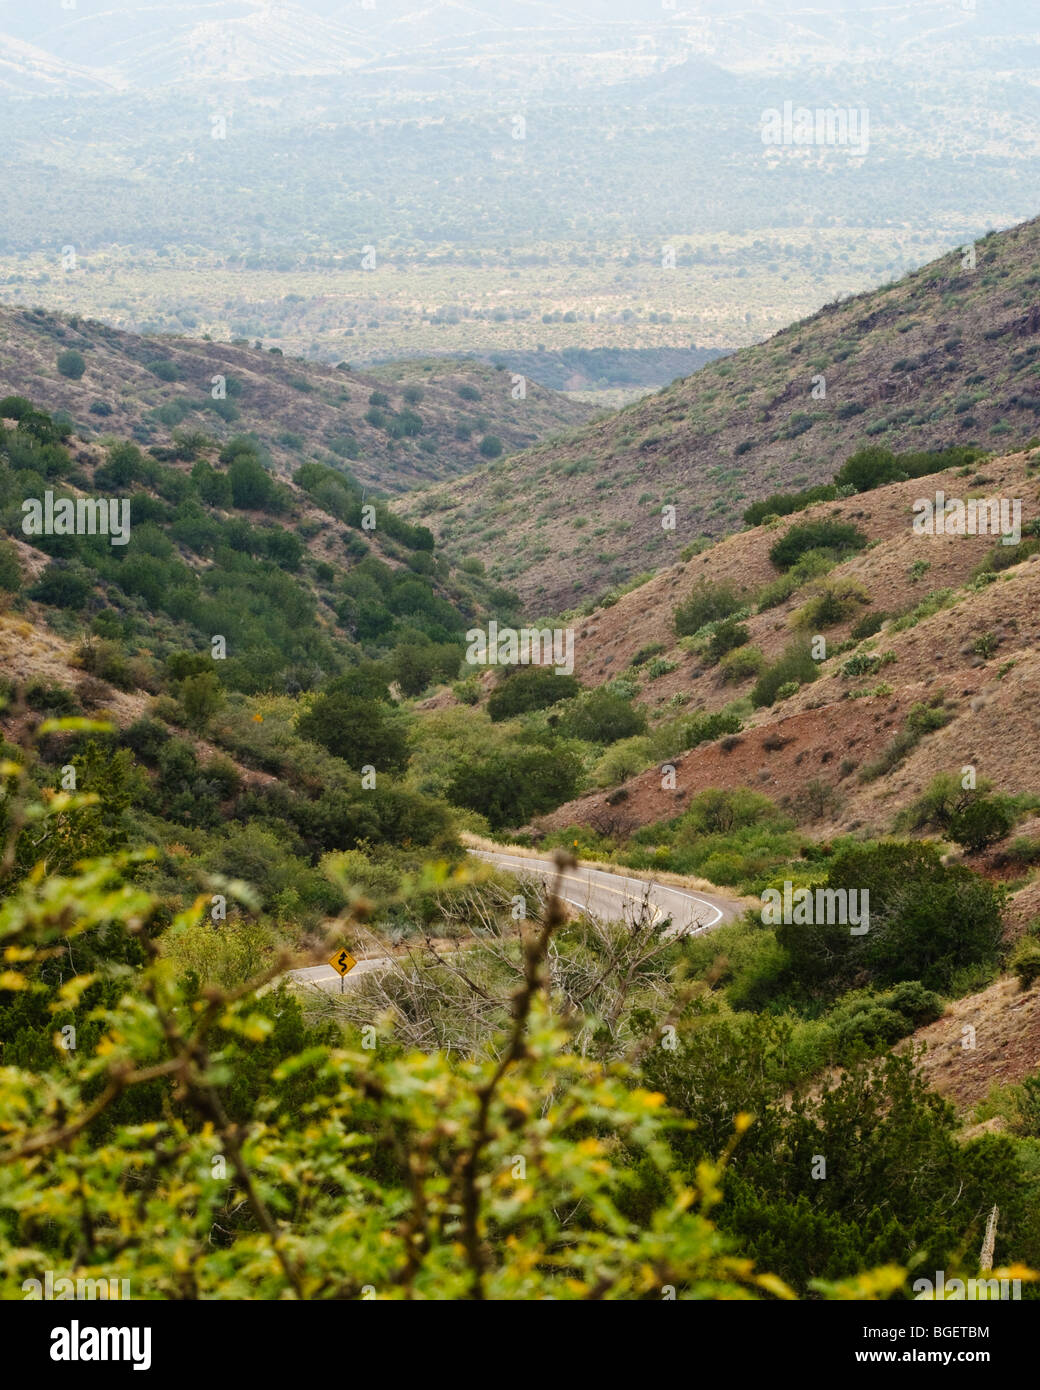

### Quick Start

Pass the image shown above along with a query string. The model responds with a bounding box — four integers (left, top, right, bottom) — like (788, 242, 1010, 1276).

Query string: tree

(228, 453, 275, 510)
(479, 434, 504, 459)
(560, 689, 646, 744)
(191, 460, 233, 508)
(948, 796, 1014, 853)
(390, 644, 436, 698)
(390, 644, 461, 699)
(0, 539, 21, 592)
(327, 664, 393, 703)
(28, 563, 91, 610)
(447, 745, 581, 827)
(261, 527, 304, 571)
(296, 692, 409, 772)
(179, 671, 225, 730)
(97, 441, 144, 487)
(777, 841, 1005, 994)
(56, 349, 86, 380)
(487, 668, 579, 721)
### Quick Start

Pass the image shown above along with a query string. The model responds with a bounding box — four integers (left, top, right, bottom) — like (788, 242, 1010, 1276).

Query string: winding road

(468, 849, 742, 937)
(289, 849, 743, 993)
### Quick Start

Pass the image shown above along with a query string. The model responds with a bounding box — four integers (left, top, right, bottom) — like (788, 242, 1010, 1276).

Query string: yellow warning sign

(328, 948, 357, 977)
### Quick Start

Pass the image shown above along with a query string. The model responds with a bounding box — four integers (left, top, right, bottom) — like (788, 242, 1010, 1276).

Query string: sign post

(328, 948, 358, 994)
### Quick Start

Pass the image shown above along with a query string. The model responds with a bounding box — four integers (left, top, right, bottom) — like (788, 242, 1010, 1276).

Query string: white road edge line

(470, 850, 726, 934)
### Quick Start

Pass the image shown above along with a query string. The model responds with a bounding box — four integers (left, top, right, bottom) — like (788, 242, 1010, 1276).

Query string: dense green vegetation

(0, 400, 659, 892)
(3, 740, 1035, 1298)
(2, 402, 1038, 1301)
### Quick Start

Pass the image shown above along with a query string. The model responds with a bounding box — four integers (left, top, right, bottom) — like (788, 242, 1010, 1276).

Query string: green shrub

(977, 538, 1040, 574)
(793, 581, 870, 630)
(841, 651, 893, 679)
(905, 698, 954, 737)
(28, 563, 92, 610)
(651, 710, 743, 758)
(228, 454, 276, 510)
(857, 700, 952, 783)
(645, 656, 678, 679)
(487, 668, 580, 722)
(833, 446, 901, 492)
(629, 642, 666, 667)
(755, 550, 835, 611)
(0, 539, 21, 591)
(948, 796, 1014, 853)
(452, 676, 482, 706)
(718, 646, 765, 683)
(706, 619, 750, 664)
(777, 841, 1004, 994)
(560, 690, 647, 744)
(296, 692, 409, 772)
(751, 640, 818, 707)
(1010, 939, 1040, 990)
(889, 589, 955, 632)
(850, 611, 888, 642)
(743, 483, 839, 526)
(674, 580, 747, 636)
(999, 838, 1040, 868)
(23, 680, 80, 714)
(447, 745, 582, 828)
(56, 349, 86, 380)
(835, 444, 983, 493)
(830, 982, 943, 1052)
(769, 520, 868, 572)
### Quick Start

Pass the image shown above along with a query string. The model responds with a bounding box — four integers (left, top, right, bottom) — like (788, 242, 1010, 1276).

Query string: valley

(2, 0, 1039, 1329)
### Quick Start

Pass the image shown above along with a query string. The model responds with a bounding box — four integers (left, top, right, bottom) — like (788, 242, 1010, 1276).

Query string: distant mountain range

(0, 0, 1035, 93)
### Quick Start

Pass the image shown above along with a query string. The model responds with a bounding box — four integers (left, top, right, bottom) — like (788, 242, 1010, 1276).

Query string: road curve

(468, 849, 743, 938)
(289, 849, 742, 992)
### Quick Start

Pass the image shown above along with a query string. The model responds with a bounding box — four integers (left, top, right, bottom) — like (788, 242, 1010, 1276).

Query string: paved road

(289, 957, 391, 990)
(468, 850, 742, 938)
(289, 851, 741, 993)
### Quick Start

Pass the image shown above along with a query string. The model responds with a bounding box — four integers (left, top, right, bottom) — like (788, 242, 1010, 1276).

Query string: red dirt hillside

(535, 448, 1040, 840)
